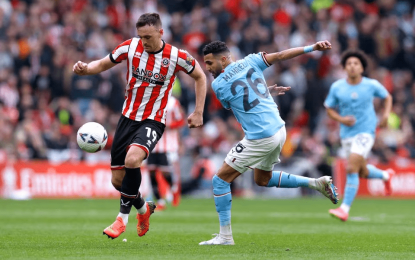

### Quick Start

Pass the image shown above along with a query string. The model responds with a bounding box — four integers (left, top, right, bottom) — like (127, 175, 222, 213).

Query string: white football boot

(199, 234, 235, 245)
(314, 176, 339, 204)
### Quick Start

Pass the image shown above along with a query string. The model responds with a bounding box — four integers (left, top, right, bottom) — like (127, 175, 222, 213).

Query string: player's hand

(73, 61, 88, 75)
(268, 84, 291, 96)
(187, 111, 203, 128)
(378, 114, 389, 128)
(341, 116, 356, 126)
(313, 40, 332, 51)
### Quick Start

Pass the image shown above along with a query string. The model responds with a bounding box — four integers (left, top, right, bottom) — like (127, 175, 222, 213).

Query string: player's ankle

(117, 213, 129, 225)
(137, 202, 147, 215)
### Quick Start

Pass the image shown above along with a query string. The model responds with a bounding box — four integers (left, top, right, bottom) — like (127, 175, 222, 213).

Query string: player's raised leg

(256, 169, 338, 204)
(199, 163, 238, 245)
(104, 146, 147, 238)
(253, 127, 338, 203)
(364, 164, 395, 196)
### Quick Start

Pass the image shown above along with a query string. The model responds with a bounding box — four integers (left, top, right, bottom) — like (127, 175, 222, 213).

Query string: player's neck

(346, 75, 362, 85)
(222, 59, 234, 70)
(148, 40, 165, 54)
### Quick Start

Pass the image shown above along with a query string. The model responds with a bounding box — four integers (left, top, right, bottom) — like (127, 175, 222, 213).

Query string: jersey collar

(221, 61, 235, 74)
(147, 40, 165, 54)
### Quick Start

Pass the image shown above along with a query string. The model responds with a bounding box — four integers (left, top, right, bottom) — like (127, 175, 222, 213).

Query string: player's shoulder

(362, 77, 381, 86)
(331, 78, 347, 89)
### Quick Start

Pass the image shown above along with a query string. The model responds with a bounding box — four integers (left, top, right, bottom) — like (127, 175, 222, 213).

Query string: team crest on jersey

(134, 52, 142, 58)
(351, 92, 358, 99)
(161, 58, 170, 67)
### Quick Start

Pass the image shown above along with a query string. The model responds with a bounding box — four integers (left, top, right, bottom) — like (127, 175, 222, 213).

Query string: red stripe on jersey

(141, 44, 173, 120)
(129, 52, 156, 119)
(154, 75, 175, 122)
(112, 39, 132, 63)
(122, 42, 143, 115)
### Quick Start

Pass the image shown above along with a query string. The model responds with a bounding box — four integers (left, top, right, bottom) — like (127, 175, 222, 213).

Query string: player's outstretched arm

(73, 55, 117, 76)
(379, 94, 393, 128)
(264, 41, 332, 65)
(187, 61, 206, 128)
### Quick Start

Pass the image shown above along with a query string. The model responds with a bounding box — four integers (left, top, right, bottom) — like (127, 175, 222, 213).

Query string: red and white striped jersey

(153, 96, 185, 153)
(110, 38, 195, 124)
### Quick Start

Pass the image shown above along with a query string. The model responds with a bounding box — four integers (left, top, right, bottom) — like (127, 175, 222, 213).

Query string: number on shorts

(356, 135, 369, 146)
(145, 127, 157, 142)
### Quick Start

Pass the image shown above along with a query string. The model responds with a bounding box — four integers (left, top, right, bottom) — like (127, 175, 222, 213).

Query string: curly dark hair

(341, 50, 368, 70)
(203, 41, 229, 55)
(136, 13, 162, 28)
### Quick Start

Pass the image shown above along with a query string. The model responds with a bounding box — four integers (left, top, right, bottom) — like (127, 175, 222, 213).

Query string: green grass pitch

(1, 198, 414, 259)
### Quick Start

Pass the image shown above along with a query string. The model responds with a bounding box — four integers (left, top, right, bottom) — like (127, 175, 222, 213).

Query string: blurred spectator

(0, 0, 413, 169)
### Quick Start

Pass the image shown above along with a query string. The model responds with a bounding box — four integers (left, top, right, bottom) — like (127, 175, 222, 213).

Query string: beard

(211, 67, 222, 78)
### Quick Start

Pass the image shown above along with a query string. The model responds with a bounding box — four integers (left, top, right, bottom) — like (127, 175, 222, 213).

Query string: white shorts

(341, 133, 374, 159)
(225, 126, 286, 173)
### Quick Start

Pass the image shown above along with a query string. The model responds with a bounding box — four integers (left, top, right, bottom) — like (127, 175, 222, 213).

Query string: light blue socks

(366, 164, 387, 180)
(212, 175, 232, 236)
(266, 171, 311, 188)
(342, 173, 359, 211)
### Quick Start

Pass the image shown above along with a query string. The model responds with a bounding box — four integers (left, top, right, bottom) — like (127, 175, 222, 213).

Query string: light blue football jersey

(324, 77, 388, 139)
(212, 52, 285, 140)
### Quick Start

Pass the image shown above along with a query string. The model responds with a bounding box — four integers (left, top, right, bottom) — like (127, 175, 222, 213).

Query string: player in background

(199, 41, 337, 246)
(147, 95, 185, 210)
(73, 13, 206, 239)
(324, 50, 394, 222)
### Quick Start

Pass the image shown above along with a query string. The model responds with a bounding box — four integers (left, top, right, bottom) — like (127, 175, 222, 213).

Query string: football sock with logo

(212, 175, 232, 237)
(266, 171, 314, 188)
(119, 168, 142, 218)
(340, 173, 359, 213)
(149, 171, 161, 201)
(366, 164, 389, 180)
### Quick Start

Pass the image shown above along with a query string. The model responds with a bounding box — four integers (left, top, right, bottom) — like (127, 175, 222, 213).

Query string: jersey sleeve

(176, 49, 196, 74)
(245, 52, 271, 72)
(324, 85, 338, 108)
(372, 79, 388, 99)
(213, 82, 231, 110)
(109, 39, 132, 63)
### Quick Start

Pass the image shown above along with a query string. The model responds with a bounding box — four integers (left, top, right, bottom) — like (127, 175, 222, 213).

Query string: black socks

(119, 168, 142, 214)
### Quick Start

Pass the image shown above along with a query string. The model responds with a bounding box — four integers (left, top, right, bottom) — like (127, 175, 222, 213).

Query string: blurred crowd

(0, 0, 414, 178)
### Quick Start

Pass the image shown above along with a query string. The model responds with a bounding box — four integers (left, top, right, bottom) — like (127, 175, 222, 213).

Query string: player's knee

(125, 151, 146, 168)
(254, 177, 269, 187)
(359, 166, 369, 178)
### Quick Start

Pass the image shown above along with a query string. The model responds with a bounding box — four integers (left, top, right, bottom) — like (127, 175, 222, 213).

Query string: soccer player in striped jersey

(73, 13, 206, 239)
(199, 41, 337, 245)
(147, 96, 185, 210)
(325, 50, 394, 222)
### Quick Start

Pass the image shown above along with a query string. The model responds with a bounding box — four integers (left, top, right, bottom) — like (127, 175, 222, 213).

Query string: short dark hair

(341, 50, 368, 70)
(136, 13, 162, 28)
(203, 41, 229, 56)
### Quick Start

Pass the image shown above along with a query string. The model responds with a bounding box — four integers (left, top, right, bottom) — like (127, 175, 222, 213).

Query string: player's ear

(159, 28, 164, 36)
(221, 55, 227, 65)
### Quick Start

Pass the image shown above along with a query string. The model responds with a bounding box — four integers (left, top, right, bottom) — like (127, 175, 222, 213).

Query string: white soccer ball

(76, 122, 108, 153)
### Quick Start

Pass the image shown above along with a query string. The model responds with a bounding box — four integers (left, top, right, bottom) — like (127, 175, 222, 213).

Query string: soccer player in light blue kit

(325, 50, 394, 222)
(199, 41, 338, 245)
